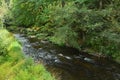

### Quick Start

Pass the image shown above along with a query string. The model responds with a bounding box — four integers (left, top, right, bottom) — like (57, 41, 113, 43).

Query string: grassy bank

(0, 29, 55, 80)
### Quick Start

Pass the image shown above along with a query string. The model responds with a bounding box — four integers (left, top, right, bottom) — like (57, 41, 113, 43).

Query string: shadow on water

(14, 34, 120, 80)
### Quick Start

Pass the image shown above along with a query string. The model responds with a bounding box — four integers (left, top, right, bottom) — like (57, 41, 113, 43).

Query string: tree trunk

(62, 0, 65, 7)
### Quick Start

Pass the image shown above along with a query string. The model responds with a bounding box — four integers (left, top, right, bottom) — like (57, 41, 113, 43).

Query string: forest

(0, 0, 120, 80)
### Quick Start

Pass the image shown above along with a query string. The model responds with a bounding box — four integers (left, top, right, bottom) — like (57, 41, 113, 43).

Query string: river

(14, 34, 120, 80)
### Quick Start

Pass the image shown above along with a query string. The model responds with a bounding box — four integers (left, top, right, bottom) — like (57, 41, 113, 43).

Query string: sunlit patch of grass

(0, 29, 55, 80)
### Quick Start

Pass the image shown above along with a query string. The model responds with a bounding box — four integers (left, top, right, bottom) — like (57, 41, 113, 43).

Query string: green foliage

(73, 0, 120, 60)
(11, 0, 120, 62)
(50, 26, 80, 49)
(12, 0, 48, 26)
(0, 0, 13, 27)
(0, 29, 55, 80)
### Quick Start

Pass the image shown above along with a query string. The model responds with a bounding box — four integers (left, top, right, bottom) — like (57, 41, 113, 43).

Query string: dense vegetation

(8, 0, 120, 62)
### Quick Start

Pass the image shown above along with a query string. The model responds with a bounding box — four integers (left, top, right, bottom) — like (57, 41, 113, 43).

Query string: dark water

(14, 34, 120, 80)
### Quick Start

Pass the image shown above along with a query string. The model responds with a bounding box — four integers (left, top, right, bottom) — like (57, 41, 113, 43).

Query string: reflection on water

(14, 34, 120, 80)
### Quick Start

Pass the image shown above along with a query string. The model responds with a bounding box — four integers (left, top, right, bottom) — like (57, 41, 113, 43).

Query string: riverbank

(7, 26, 120, 63)
(0, 29, 55, 80)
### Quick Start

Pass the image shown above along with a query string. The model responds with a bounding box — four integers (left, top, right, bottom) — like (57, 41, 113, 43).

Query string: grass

(0, 29, 55, 80)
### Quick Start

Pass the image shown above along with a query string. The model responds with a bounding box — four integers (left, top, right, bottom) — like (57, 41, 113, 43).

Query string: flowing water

(14, 34, 120, 80)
